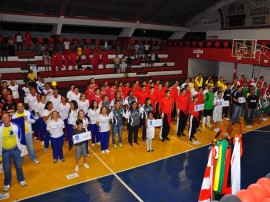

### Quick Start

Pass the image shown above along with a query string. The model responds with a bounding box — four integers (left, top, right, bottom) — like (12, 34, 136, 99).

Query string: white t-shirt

(35, 102, 46, 118)
(88, 108, 100, 124)
(66, 90, 74, 102)
(97, 114, 110, 132)
(49, 95, 61, 109)
(16, 34, 23, 42)
(57, 102, 71, 120)
(145, 44, 150, 51)
(47, 119, 65, 138)
(25, 94, 37, 111)
(8, 85, 19, 99)
(73, 118, 89, 131)
(44, 89, 53, 101)
(68, 109, 79, 124)
(70, 93, 81, 102)
(22, 86, 30, 99)
(78, 100, 90, 114)
(64, 41, 70, 50)
(42, 109, 54, 124)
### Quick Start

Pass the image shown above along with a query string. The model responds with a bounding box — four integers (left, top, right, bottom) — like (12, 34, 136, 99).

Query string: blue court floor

(21, 125, 270, 202)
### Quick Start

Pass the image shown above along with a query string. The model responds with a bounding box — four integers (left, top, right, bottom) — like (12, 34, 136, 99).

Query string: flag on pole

(231, 136, 242, 194)
(198, 146, 218, 202)
(11, 116, 28, 157)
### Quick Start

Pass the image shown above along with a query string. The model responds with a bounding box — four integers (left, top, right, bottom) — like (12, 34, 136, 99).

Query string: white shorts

(213, 110, 222, 122)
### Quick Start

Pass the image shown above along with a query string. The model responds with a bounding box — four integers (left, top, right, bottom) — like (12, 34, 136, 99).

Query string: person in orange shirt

(159, 90, 174, 142)
(156, 84, 165, 119)
(147, 87, 157, 113)
(138, 86, 148, 106)
(188, 96, 199, 141)
(176, 88, 189, 137)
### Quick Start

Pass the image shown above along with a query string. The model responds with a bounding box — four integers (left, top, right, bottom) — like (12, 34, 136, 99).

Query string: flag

(198, 146, 218, 202)
(231, 136, 242, 194)
(11, 117, 28, 157)
(213, 139, 228, 193)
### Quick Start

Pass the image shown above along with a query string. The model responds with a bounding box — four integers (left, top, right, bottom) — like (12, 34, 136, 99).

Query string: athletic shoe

(69, 146, 73, 150)
(53, 159, 57, 164)
(33, 159, 40, 164)
(43, 148, 48, 154)
(207, 124, 213, 128)
(105, 150, 110, 153)
(224, 118, 230, 121)
(150, 149, 154, 152)
(34, 137, 38, 140)
(84, 163, 90, 169)
(61, 159, 66, 162)
(161, 139, 165, 142)
(113, 144, 118, 149)
(101, 150, 105, 154)
(202, 125, 205, 130)
(214, 128, 220, 132)
(147, 150, 150, 152)
(177, 132, 181, 137)
(3, 185, 10, 192)
(41, 141, 44, 146)
(165, 137, 170, 141)
(19, 181, 27, 187)
(197, 129, 202, 133)
(129, 143, 133, 146)
(97, 142, 101, 145)
(119, 143, 123, 148)
(134, 142, 140, 145)
(92, 143, 95, 146)
(75, 165, 79, 172)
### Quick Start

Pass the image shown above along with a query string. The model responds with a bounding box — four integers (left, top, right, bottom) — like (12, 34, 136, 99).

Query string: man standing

(159, 90, 174, 142)
(12, 103, 39, 164)
(231, 86, 244, 125)
(176, 88, 189, 137)
(202, 86, 214, 129)
(113, 54, 120, 73)
(0, 113, 26, 191)
(246, 88, 258, 125)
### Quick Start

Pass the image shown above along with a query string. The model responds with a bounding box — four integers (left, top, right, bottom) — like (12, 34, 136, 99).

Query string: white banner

(148, 119, 162, 127)
(238, 97, 246, 103)
(194, 104, 205, 111)
(222, 100, 230, 107)
(73, 131, 92, 144)
(263, 101, 269, 108)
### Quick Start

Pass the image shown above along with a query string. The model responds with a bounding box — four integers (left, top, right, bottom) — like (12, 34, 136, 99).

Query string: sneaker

(224, 118, 230, 121)
(41, 141, 44, 146)
(34, 137, 38, 140)
(53, 159, 57, 164)
(33, 159, 40, 164)
(207, 124, 213, 128)
(134, 142, 140, 145)
(147, 150, 150, 152)
(61, 159, 65, 162)
(113, 144, 118, 149)
(197, 129, 202, 133)
(182, 133, 186, 137)
(84, 163, 90, 169)
(119, 143, 123, 148)
(105, 150, 110, 153)
(19, 180, 27, 187)
(92, 143, 95, 146)
(161, 139, 165, 142)
(177, 133, 181, 137)
(165, 137, 170, 141)
(150, 149, 154, 152)
(129, 143, 133, 147)
(97, 142, 101, 145)
(75, 165, 79, 172)
(202, 125, 205, 130)
(3, 184, 10, 192)
(44, 148, 48, 154)
(101, 150, 105, 154)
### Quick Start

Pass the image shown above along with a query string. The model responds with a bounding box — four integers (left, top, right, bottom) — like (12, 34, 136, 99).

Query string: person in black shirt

(2, 94, 17, 116)
(246, 88, 258, 125)
(231, 86, 243, 125)
(223, 83, 231, 120)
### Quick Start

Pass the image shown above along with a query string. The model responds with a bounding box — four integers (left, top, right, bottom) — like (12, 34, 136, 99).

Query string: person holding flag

(12, 102, 39, 164)
(0, 113, 27, 192)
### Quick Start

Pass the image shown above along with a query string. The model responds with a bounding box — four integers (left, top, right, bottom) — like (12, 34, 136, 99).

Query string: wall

(218, 62, 235, 82)
(191, 10, 221, 32)
(237, 64, 270, 84)
(188, 59, 219, 78)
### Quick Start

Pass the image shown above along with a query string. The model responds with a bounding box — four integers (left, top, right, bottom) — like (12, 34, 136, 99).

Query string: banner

(148, 119, 162, 127)
(194, 104, 205, 111)
(73, 131, 91, 144)
(238, 97, 246, 103)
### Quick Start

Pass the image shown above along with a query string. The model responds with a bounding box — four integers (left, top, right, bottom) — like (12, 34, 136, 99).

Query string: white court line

(253, 130, 270, 133)
(88, 147, 144, 202)
(169, 135, 196, 149)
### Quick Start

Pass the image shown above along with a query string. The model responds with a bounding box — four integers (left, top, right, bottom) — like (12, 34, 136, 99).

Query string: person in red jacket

(109, 84, 117, 101)
(91, 56, 98, 74)
(159, 90, 174, 142)
(85, 83, 95, 103)
(70, 51, 77, 70)
(188, 96, 199, 142)
(138, 85, 148, 106)
(92, 88, 102, 104)
(56, 52, 63, 71)
(101, 50, 108, 69)
(64, 52, 70, 70)
(84, 46, 91, 64)
(24, 32, 32, 50)
(156, 83, 165, 118)
(176, 88, 189, 137)
(171, 81, 179, 120)
(147, 87, 157, 113)
(50, 54, 56, 76)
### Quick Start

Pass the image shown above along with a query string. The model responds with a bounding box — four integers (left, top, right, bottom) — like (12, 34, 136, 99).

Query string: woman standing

(124, 90, 137, 109)
(35, 94, 46, 144)
(146, 111, 155, 152)
(140, 98, 153, 141)
(78, 93, 90, 115)
(67, 100, 79, 150)
(47, 110, 65, 164)
(42, 101, 55, 153)
(96, 106, 111, 153)
(88, 100, 100, 146)
(126, 101, 140, 146)
(57, 96, 71, 140)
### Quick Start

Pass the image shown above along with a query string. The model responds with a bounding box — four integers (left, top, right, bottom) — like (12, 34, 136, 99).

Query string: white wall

(188, 59, 219, 78)
(219, 62, 234, 82)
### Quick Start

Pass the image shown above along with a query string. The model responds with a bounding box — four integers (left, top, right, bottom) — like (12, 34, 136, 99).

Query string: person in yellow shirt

(27, 69, 36, 88)
(217, 76, 224, 87)
(0, 113, 26, 192)
(189, 78, 195, 91)
(76, 45, 83, 59)
(195, 73, 203, 87)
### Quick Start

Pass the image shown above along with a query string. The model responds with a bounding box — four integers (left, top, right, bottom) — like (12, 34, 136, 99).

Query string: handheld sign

(263, 101, 269, 108)
(238, 97, 246, 103)
(221, 100, 229, 107)
(73, 131, 91, 144)
(194, 104, 204, 111)
(148, 119, 162, 127)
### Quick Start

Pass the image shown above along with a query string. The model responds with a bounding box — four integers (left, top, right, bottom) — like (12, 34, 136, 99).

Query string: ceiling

(0, 0, 229, 27)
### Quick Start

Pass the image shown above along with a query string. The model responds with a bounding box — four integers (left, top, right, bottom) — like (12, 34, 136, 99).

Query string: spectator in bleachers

(140, 42, 144, 58)
(64, 51, 70, 71)
(104, 39, 108, 50)
(8, 79, 20, 103)
(7, 36, 15, 56)
(43, 51, 50, 71)
(64, 39, 70, 51)
(37, 77, 46, 94)
(56, 52, 64, 71)
(113, 54, 120, 73)
(50, 53, 57, 76)
(22, 80, 30, 103)
(135, 42, 140, 58)
(120, 56, 126, 73)
(101, 50, 108, 69)
(144, 43, 150, 58)
(0, 40, 8, 61)
(70, 51, 77, 70)
(126, 56, 132, 72)
(24, 32, 32, 50)
(15, 31, 23, 50)
(48, 42, 54, 56)
(84, 46, 91, 64)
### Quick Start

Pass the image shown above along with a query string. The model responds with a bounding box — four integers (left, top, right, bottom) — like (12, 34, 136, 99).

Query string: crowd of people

(0, 72, 269, 191)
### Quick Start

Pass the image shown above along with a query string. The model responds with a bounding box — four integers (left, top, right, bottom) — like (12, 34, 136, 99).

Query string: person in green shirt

(202, 86, 214, 129)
